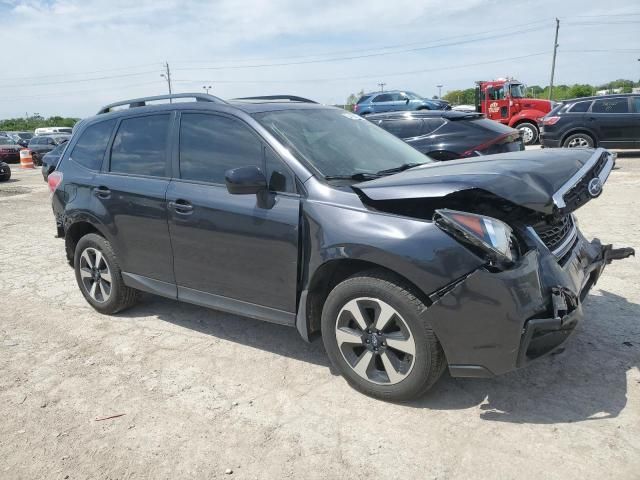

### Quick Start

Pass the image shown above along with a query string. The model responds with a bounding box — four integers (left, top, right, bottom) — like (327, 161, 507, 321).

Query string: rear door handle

(168, 199, 194, 214)
(93, 186, 111, 198)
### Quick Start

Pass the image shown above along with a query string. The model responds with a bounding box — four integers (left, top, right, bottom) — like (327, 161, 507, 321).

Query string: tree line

(0, 115, 78, 131)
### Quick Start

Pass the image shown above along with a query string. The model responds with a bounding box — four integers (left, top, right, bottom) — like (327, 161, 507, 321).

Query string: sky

(0, 0, 639, 118)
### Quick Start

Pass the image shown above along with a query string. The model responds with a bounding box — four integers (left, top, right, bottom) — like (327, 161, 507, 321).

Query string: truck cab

(476, 79, 553, 145)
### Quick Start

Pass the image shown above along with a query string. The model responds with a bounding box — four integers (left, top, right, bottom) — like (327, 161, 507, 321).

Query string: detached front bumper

(425, 230, 634, 378)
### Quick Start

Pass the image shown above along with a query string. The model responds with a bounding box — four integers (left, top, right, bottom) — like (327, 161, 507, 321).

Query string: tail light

(434, 209, 518, 267)
(542, 116, 560, 126)
(460, 132, 514, 157)
(353, 104, 359, 113)
(48, 171, 63, 193)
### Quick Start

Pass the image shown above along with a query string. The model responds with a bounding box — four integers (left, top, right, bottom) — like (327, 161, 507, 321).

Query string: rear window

(568, 101, 592, 113)
(70, 120, 115, 170)
(356, 96, 371, 104)
(421, 118, 446, 135)
(592, 98, 629, 114)
(109, 114, 170, 177)
(379, 119, 423, 138)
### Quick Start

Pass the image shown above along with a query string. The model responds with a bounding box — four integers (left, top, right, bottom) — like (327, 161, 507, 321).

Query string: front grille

(562, 152, 608, 211)
(533, 215, 575, 253)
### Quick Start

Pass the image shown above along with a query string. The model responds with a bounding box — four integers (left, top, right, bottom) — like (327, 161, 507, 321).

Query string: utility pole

(161, 61, 173, 100)
(202, 85, 212, 94)
(548, 18, 560, 101)
(377, 82, 386, 92)
(436, 84, 443, 99)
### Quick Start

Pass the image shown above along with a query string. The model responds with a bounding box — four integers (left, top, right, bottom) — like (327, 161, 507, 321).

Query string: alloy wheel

(567, 136, 590, 148)
(79, 247, 112, 303)
(335, 297, 416, 385)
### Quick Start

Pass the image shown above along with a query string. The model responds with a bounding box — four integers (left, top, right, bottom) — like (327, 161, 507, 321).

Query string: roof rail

(232, 95, 318, 104)
(97, 93, 227, 114)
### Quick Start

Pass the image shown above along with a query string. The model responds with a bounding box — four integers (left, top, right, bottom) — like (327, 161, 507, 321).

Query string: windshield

(510, 83, 526, 98)
(18, 132, 33, 139)
(404, 92, 422, 100)
(0, 136, 17, 145)
(253, 109, 431, 178)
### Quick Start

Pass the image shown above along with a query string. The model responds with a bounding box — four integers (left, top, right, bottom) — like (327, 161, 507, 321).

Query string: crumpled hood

(353, 148, 604, 214)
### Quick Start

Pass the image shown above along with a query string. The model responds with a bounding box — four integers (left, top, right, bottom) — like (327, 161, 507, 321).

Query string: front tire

(321, 270, 446, 401)
(74, 233, 140, 314)
(516, 122, 539, 145)
(563, 133, 594, 148)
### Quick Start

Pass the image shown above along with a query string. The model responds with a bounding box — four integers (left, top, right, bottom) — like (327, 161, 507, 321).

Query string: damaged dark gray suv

(50, 93, 634, 401)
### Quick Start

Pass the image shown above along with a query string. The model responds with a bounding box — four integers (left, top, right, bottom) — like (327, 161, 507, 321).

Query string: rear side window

(110, 115, 170, 177)
(372, 94, 392, 103)
(568, 101, 592, 113)
(70, 120, 115, 170)
(380, 119, 423, 138)
(592, 98, 629, 114)
(356, 96, 371, 104)
(179, 113, 262, 184)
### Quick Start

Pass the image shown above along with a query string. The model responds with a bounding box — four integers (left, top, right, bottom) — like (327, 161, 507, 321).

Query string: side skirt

(122, 272, 296, 327)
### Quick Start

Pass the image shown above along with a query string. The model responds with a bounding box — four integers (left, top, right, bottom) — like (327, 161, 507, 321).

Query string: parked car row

(353, 90, 450, 116)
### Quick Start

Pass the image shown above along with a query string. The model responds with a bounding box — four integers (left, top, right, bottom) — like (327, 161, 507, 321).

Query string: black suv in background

(49, 93, 632, 401)
(28, 134, 71, 165)
(367, 110, 523, 161)
(540, 94, 640, 149)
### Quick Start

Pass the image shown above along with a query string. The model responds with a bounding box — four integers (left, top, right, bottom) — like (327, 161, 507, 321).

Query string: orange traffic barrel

(19, 149, 34, 169)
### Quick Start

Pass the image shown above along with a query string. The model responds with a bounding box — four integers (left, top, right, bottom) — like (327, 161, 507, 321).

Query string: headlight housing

(434, 209, 519, 268)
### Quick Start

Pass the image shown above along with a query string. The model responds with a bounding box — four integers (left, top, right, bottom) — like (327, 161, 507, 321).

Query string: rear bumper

(425, 229, 634, 378)
(539, 133, 562, 148)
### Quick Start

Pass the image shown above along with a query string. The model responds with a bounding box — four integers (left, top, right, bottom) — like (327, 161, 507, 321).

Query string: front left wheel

(321, 270, 446, 401)
(74, 233, 140, 314)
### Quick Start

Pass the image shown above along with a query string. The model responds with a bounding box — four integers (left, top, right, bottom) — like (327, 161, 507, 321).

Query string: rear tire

(321, 270, 446, 401)
(74, 233, 140, 314)
(516, 122, 538, 145)
(563, 133, 594, 148)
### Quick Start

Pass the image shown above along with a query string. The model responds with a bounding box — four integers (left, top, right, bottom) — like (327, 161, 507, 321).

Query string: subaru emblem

(587, 177, 603, 198)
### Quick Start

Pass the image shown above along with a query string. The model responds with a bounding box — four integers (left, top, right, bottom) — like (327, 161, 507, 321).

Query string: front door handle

(168, 199, 194, 215)
(93, 186, 111, 198)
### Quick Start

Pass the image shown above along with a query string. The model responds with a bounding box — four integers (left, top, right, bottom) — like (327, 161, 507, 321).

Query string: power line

(173, 25, 551, 72)
(0, 63, 164, 83)
(0, 70, 160, 89)
(0, 80, 165, 102)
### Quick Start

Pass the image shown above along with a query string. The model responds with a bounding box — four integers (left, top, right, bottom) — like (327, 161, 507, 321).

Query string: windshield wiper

(324, 172, 381, 182)
(375, 162, 425, 176)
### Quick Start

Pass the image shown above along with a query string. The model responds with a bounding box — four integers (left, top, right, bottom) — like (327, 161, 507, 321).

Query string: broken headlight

(434, 209, 518, 267)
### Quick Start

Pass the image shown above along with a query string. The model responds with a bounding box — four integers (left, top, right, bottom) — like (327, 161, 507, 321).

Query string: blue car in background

(353, 90, 450, 115)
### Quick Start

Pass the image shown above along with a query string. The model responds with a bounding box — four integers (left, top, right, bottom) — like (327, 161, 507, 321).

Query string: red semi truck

(475, 79, 553, 145)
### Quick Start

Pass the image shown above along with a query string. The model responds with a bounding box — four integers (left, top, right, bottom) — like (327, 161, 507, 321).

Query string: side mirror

(225, 166, 267, 195)
(405, 98, 410, 104)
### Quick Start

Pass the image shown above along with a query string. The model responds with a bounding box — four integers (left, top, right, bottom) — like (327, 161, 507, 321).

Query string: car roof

(562, 93, 639, 103)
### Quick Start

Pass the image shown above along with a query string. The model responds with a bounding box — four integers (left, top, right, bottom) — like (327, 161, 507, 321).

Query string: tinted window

(390, 93, 406, 101)
(179, 113, 262, 184)
(70, 120, 115, 170)
(380, 119, 423, 138)
(265, 147, 295, 193)
(110, 115, 170, 177)
(356, 95, 371, 104)
(373, 94, 392, 103)
(631, 97, 640, 113)
(593, 98, 629, 114)
(569, 101, 592, 113)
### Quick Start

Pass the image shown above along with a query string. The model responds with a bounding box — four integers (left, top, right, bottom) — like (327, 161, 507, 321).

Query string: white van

(34, 127, 73, 136)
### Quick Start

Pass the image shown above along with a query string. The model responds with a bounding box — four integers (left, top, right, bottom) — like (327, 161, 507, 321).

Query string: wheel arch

(560, 128, 598, 147)
(64, 216, 110, 265)
(296, 258, 433, 342)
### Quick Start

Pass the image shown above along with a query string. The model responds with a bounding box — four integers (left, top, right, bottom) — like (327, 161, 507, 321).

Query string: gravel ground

(1, 152, 639, 480)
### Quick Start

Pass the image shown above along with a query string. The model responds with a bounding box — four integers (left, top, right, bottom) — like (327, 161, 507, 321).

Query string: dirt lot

(1, 152, 639, 480)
